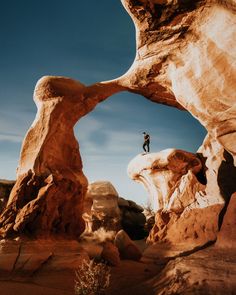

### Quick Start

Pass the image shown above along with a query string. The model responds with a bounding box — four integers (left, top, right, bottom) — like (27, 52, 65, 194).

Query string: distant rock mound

(118, 197, 146, 240)
(82, 181, 121, 236)
(82, 181, 147, 241)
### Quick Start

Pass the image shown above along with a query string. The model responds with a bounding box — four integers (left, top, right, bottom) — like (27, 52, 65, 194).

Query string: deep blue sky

(0, 0, 206, 205)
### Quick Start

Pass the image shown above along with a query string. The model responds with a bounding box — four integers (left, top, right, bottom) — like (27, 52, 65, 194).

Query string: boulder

(101, 241, 120, 266)
(118, 197, 146, 240)
(86, 181, 120, 216)
(114, 230, 142, 261)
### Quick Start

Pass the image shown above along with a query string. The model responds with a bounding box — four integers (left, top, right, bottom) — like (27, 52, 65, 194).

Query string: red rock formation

(119, 0, 236, 161)
(121, 0, 236, 249)
(128, 149, 203, 211)
(1, 0, 236, 247)
(216, 192, 236, 249)
(128, 149, 223, 248)
(82, 181, 121, 237)
(0, 77, 124, 238)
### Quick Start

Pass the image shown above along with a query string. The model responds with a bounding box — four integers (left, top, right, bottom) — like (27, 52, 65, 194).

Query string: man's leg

(147, 142, 150, 152)
(143, 143, 146, 152)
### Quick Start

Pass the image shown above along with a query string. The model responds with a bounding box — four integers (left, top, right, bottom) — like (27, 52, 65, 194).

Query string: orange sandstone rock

(0, 77, 124, 238)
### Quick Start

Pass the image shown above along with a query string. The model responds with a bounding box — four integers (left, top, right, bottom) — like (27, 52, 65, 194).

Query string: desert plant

(75, 259, 111, 295)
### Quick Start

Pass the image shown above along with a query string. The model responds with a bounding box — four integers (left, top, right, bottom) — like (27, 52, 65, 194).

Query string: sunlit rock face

(1, 0, 236, 245)
(119, 0, 236, 162)
(82, 181, 121, 236)
(128, 149, 203, 211)
(128, 149, 224, 246)
(0, 77, 123, 238)
(122, 0, 236, 250)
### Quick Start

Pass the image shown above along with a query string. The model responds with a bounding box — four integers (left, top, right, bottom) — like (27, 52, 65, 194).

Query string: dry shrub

(75, 259, 111, 295)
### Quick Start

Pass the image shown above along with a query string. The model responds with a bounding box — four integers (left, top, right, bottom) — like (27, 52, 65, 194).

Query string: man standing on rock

(142, 132, 150, 153)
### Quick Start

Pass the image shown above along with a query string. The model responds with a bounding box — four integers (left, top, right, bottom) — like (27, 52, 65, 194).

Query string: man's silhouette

(142, 132, 150, 153)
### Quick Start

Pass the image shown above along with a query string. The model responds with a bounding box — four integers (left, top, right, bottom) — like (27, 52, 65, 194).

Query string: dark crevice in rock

(0, 180, 15, 214)
(217, 150, 236, 229)
(30, 253, 53, 277)
(177, 239, 216, 258)
(11, 243, 22, 275)
(196, 153, 207, 185)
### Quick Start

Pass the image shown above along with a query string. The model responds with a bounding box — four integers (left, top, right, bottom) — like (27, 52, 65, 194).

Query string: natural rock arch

(0, 0, 236, 239)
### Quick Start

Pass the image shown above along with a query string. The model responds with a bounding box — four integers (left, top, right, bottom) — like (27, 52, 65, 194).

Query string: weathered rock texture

(1, 0, 236, 250)
(121, 0, 236, 245)
(128, 149, 203, 211)
(128, 149, 224, 247)
(82, 181, 121, 236)
(82, 181, 147, 240)
(120, 0, 236, 162)
(122, 1, 236, 293)
(0, 0, 236, 294)
(0, 238, 90, 295)
(115, 230, 142, 261)
(216, 192, 236, 249)
(147, 246, 236, 295)
(0, 78, 124, 238)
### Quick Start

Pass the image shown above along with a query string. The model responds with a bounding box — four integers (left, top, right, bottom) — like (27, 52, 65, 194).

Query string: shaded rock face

(0, 172, 86, 238)
(147, 246, 236, 295)
(118, 197, 146, 240)
(128, 149, 224, 247)
(101, 241, 120, 266)
(216, 192, 236, 249)
(0, 180, 15, 214)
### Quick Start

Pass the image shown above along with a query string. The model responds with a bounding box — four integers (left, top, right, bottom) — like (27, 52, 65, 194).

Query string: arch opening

(75, 91, 207, 208)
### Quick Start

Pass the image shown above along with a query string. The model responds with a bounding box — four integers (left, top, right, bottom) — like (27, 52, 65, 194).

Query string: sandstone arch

(0, 0, 236, 239)
(0, 77, 125, 238)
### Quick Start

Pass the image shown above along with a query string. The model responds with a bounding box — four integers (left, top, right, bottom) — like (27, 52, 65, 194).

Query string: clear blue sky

(0, 0, 206, 205)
